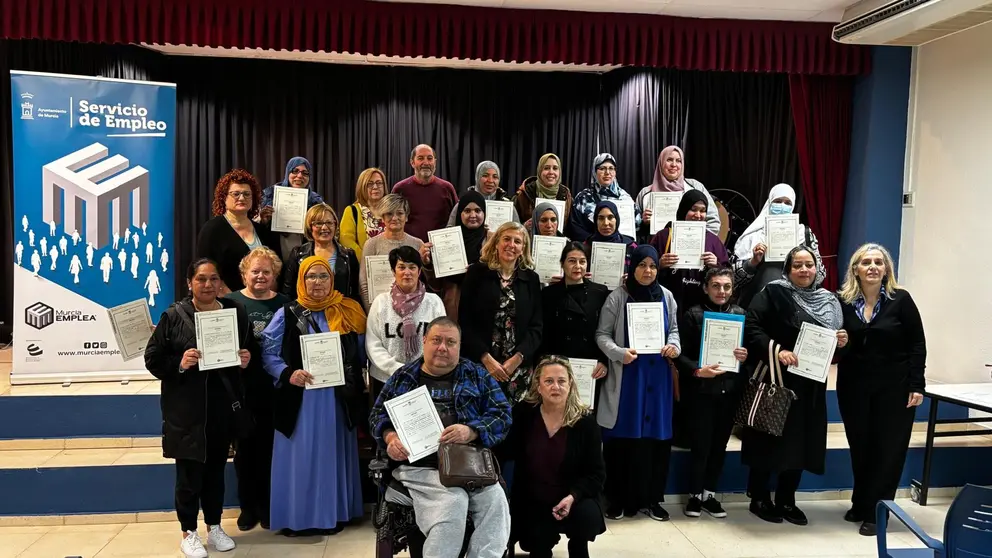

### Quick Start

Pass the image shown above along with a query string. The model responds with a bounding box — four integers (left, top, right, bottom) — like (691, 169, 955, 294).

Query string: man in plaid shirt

(370, 316, 512, 558)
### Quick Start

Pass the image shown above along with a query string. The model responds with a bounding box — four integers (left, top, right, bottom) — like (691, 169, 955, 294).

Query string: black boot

(568, 539, 590, 558)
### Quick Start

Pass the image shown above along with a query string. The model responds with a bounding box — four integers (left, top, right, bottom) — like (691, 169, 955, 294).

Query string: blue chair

(876, 484, 992, 557)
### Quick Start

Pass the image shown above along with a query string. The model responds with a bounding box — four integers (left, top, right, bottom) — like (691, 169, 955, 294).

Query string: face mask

(769, 202, 792, 215)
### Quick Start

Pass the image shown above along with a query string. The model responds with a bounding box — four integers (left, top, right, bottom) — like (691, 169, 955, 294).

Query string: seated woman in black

(500, 356, 606, 558)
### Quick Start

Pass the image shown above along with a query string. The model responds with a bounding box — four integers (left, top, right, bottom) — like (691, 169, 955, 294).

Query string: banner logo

(20, 93, 34, 120)
(25, 302, 54, 330)
(26, 343, 43, 357)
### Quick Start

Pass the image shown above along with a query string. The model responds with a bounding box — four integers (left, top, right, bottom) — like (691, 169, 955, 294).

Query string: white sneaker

(207, 524, 236, 552)
(181, 530, 208, 558)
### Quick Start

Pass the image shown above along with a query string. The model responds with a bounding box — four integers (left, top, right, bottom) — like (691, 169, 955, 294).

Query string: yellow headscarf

(296, 256, 367, 334)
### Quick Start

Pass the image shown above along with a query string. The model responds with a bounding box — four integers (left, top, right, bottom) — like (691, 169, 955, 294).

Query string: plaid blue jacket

(370, 357, 513, 449)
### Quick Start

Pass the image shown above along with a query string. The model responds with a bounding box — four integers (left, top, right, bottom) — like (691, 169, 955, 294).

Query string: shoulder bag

(734, 340, 797, 437)
(437, 442, 500, 491)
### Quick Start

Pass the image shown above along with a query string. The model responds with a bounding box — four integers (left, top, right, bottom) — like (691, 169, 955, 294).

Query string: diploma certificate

(614, 199, 636, 239)
(535, 198, 566, 233)
(672, 221, 706, 270)
(791, 322, 837, 384)
(194, 308, 241, 371)
(626, 302, 666, 353)
(485, 200, 514, 229)
(568, 357, 598, 408)
(700, 312, 745, 373)
(384, 385, 446, 463)
(590, 241, 625, 289)
(107, 299, 154, 362)
(365, 255, 394, 303)
(428, 227, 469, 278)
(270, 185, 309, 234)
(649, 192, 683, 235)
(765, 214, 800, 262)
(532, 235, 567, 283)
(300, 331, 345, 389)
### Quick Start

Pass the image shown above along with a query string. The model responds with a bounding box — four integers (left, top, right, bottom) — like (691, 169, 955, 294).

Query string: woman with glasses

(258, 157, 326, 261)
(196, 169, 279, 296)
(341, 168, 388, 261)
(569, 153, 640, 242)
(280, 203, 360, 303)
(635, 146, 720, 236)
(261, 256, 367, 536)
(446, 161, 520, 225)
(358, 194, 424, 309)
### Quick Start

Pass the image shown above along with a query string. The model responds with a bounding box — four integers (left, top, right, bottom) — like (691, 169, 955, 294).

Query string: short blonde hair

(523, 356, 590, 428)
(303, 203, 339, 242)
(479, 221, 534, 271)
(355, 168, 387, 207)
(376, 193, 410, 220)
(838, 242, 902, 304)
(239, 246, 283, 278)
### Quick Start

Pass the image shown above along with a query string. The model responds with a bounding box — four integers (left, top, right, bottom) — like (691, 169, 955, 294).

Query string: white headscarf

(734, 183, 805, 260)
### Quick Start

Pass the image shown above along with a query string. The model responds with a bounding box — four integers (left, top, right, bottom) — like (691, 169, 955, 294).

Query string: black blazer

(280, 240, 360, 303)
(674, 301, 750, 396)
(540, 280, 610, 364)
(458, 262, 543, 366)
(196, 215, 278, 292)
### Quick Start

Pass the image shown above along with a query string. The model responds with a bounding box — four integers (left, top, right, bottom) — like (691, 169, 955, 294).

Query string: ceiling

(372, 0, 862, 22)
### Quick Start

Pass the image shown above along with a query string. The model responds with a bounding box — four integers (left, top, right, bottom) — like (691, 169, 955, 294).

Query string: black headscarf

(588, 200, 633, 245)
(676, 189, 708, 223)
(626, 244, 663, 302)
(458, 190, 488, 264)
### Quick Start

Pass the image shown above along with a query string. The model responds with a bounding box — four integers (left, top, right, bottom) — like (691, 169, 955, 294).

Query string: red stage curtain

(0, 0, 870, 75)
(788, 74, 855, 291)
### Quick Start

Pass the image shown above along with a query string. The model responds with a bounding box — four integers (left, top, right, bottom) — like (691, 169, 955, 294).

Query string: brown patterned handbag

(735, 340, 797, 437)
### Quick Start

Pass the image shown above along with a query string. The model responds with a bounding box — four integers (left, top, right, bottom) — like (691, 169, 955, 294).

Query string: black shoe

(647, 503, 670, 522)
(749, 500, 783, 523)
(260, 519, 270, 530)
(701, 495, 728, 518)
(777, 504, 809, 526)
(237, 510, 259, 532)
(844, 508, 863, 523)
(859, 521, 878, 537)
(623, 507, 639, 518)
(605, 505, 625, 520)
(684, 496, 702, 518)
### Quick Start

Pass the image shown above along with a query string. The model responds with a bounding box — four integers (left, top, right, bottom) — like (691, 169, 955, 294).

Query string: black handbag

(735, 340, 797, 437)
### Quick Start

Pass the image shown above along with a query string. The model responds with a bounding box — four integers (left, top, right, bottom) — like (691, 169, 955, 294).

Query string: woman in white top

(365, 245, 446, 393)
(636, 146, 720, 236)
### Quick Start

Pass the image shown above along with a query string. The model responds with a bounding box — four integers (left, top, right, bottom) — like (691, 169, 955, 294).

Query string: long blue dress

(261, 309, 364, 531)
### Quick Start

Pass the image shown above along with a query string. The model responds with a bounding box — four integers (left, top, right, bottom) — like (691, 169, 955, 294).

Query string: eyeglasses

(597, 166, 616, 173)
(304, 273, 331, 282)
(290, 169, 310, 177)
(228, 191, 252, 200)
(311, 220, 336, 229)
(367, 180, 385, 188)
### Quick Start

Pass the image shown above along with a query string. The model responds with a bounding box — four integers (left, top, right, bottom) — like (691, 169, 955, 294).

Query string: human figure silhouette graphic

(130, 252, 139, 279)
(160, 249, 170, 273)
(31, 250, 41, 276)
(15, 241, 23, 266)
(100, 253, 113, 283)
(69, 255, 82, 284)
(49, 246, 58, 270)
(145, 270, 161, 307)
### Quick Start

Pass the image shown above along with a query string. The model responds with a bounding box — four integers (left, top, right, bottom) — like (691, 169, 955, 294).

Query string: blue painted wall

(839, 46, 913, 268)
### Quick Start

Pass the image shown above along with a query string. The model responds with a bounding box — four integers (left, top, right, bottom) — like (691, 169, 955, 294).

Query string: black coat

(674, 301, 749, 396)
(540, 281, 610, 364)
(280, 240, 360, 303)
(195, 215, 279, 292)
(144, 297, 257, 462)
(458, 263, 543, 366)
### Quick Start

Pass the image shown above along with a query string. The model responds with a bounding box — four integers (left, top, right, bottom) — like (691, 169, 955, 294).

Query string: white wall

(900, 22, 992, 385)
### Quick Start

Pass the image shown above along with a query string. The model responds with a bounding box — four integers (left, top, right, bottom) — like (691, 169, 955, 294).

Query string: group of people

(145, 144, 927, 558)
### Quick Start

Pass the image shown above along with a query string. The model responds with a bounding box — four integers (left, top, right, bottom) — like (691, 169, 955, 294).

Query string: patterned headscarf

(295, 256, 366, 334)
(591, 153, 620, 193)
(768, 246, 842, 330)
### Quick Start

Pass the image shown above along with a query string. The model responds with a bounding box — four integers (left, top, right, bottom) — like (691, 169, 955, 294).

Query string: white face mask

(769, 202, 793, 216)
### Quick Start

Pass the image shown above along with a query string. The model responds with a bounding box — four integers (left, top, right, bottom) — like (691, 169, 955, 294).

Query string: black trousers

(515, 497, 603, 557)
(686, 390, 738, 495)
(175, 438, 231, 532)
(837, 378, 916, 519)
(747, 468, 803, 506)
(604, 438, 672, 511)
(234, 421, 273, 522)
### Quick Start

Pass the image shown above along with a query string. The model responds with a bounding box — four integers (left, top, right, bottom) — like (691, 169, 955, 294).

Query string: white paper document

(649, 192, 683, 235)
(569, 357, 598, 408)
(195, 308, 241, 371)
(700, 312, 745, 373)
(384, 385, 446, 463)
(107, 299, 154, 362)
(428, 227, 469, 278)
(790, 322, 837, 384)
(485, 200, 514, 229)
(532, 235, 567, 283)
(365, 255, 394, 302)
(626, 302, 666, 353)
(614, 199, 636, 239)
(765, 214, 800, 262)
(300, 331, 345, 389)
(535, 198, 566, 232)
(672, 221, 706, 270)
(270, 185, 309, 234)
(590, 241, 626, 289)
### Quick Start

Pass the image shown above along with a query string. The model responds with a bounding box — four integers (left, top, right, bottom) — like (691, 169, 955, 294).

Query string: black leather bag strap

(174, 304, 245, 410)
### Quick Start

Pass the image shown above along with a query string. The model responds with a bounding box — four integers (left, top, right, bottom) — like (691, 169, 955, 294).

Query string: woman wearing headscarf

(447, 161, 520, 226)
(595, 245, 681, 522)
(258, 156, 326, 261)
(635, 146, 720, 236)
(732, 183, 823, 309)
(340, 167, 388, 261)
(261, 256, 367, 536)
(530, 201, 567, 239)
(650, 190, 729, 315)
(512, 153, 573, 231)
(741, 246, 848, 526)
(569, 153, 641, 241)
(422, 190, 491, 319)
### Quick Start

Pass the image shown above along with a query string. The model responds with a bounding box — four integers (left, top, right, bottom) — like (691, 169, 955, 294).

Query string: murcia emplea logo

(25, 301, 54, 330)
(19, 93, 34, 120)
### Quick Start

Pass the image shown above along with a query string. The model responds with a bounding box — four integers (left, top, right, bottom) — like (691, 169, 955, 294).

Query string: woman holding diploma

(359, 194, 424, 309)
(258, 157, 326, 261)
(595, 245, 681, 522)
(423, 190, 491, 320)
(261, 256, 367, 536)
(280, 203, 360, 303)
(569, 153, 641, 241)
(512, 153, 573, 228)
(530, 202, 567, 239)
(340, 167, 388, 261)
(732, 183, 823, 308)
(446, 161, 520, 225)
(742, 245, 847, 526)
(635, 146, 720, 236)
(459, 221, 543, 402)
(144, 258, 254, 558)
(584, 200, 636, 249)
(836, 243, 926, 536)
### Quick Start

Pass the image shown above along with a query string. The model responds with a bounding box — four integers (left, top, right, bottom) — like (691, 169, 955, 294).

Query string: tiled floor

(0, 498, 947, 557)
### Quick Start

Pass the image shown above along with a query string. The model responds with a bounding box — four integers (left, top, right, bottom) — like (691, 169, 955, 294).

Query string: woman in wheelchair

(499, 356, 606, 558)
